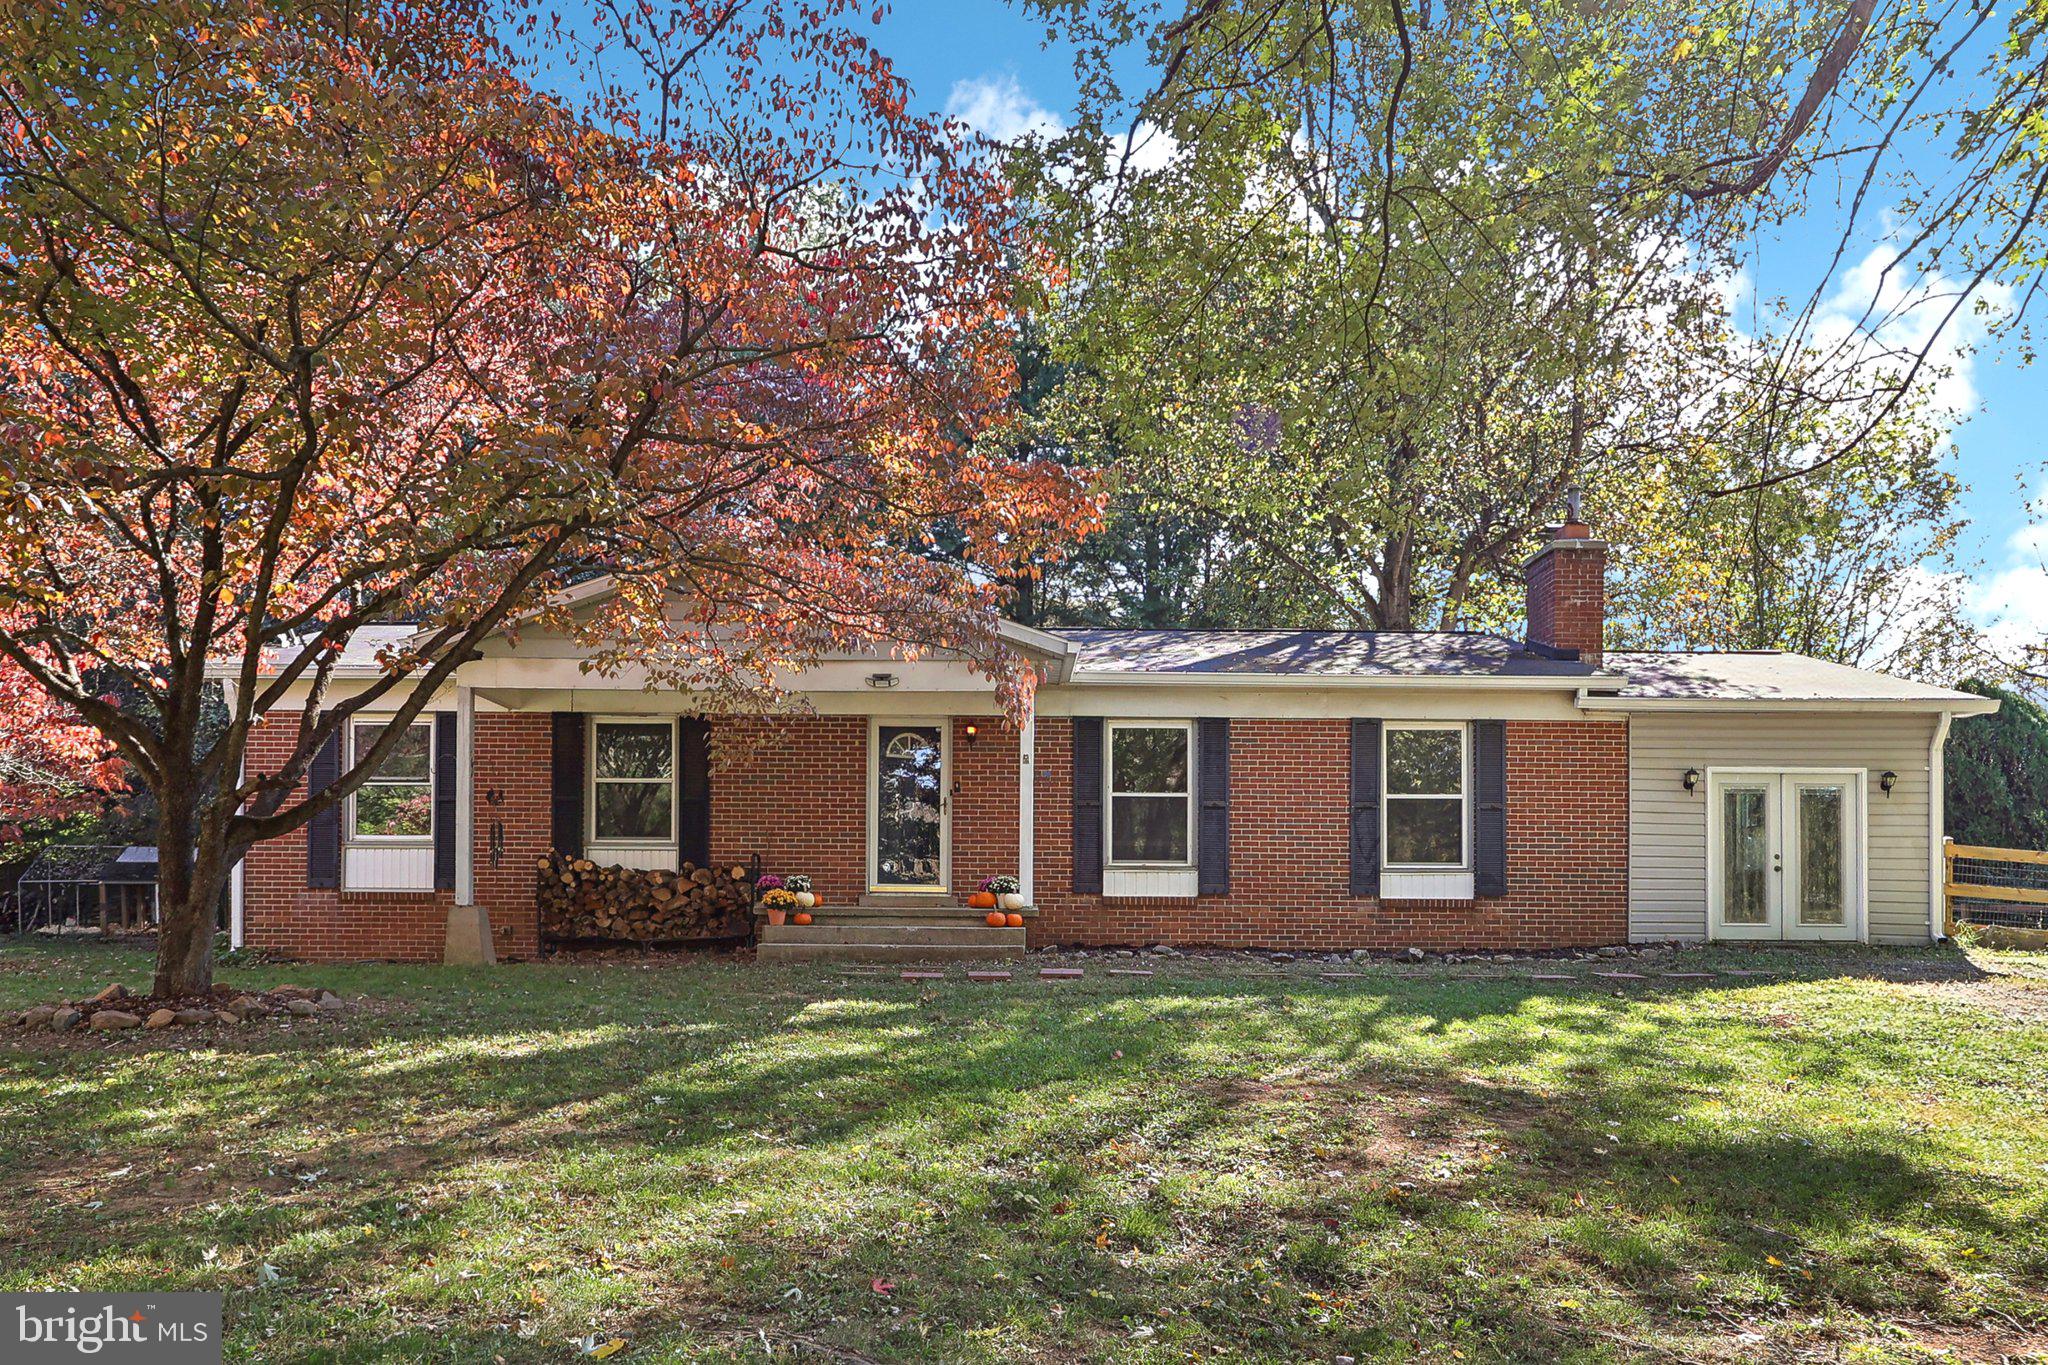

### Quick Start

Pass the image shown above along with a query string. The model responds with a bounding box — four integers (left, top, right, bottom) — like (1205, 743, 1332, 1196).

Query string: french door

(1707, 771, 1862, 942)
(870, 722, 948, 892)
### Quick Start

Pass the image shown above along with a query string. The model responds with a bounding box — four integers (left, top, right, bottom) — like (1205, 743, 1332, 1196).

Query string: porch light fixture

(963, 723, 979, 744)
(1880, 770, 1897, 796)
(865, 672, 899, 689)
(1682, 767, 1701, 794)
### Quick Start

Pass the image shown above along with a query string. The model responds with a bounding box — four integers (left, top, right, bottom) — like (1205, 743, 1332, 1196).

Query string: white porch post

(1019, 693, 1036, 906)
(454, 684, 476, 907)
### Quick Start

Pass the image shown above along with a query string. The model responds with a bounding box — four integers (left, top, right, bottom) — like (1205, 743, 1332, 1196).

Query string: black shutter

(676, 717, 711, 868)
(433, 713, 457, 890)
(1473, 719, 1507, 897)
(551, 712, 585, 857)
(1197, 718, 1231, 895)
(306, 725, 340, 889)
(1349, 718, 1381, 897)
(1071, 717, 1103, 894)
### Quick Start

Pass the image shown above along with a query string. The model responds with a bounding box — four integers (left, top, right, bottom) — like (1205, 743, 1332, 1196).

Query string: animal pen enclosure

(9, 845, 159, 937)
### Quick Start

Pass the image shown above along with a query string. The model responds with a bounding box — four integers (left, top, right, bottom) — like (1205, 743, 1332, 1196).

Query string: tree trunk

(150, 788, 230, 997)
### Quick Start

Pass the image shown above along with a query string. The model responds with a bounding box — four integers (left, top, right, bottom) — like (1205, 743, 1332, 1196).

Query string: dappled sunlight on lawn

(1, 941, 2043, 1362)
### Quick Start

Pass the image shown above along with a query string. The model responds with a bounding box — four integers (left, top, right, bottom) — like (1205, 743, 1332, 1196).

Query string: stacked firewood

(536, 852, 755, 943)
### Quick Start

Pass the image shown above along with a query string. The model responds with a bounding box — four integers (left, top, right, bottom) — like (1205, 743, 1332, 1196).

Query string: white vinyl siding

(344, 844, 436, 892)
(1627, 711, 1939, 944)
(584, 844, 680, 872)
(1102, 867, 1199, 899)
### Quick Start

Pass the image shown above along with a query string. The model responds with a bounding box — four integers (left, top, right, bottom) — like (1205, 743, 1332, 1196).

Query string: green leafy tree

(1012, 0, 1876, 630)
(1947, 681, 2048, 851)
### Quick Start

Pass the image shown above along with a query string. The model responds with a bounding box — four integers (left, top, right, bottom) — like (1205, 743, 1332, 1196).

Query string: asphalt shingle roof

(1051, 629, 1603, 679)
(1601, 650, 1988, 705)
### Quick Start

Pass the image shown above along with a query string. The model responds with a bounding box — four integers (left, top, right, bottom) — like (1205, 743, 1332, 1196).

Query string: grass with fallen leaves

(2, 939, 2046, 1362)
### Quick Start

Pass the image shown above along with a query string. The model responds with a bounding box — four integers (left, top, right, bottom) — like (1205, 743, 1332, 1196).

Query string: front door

(872, 723, 947, 892)
(1708, 771, 1861, 941)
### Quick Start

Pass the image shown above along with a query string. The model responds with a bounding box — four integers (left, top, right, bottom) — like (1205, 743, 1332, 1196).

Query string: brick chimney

(1524, 493, 1607, 667)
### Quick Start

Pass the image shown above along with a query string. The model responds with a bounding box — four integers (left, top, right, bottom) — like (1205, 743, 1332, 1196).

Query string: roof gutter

(1064, 670, 1624, 691)
(1574, 691, 2001, 716)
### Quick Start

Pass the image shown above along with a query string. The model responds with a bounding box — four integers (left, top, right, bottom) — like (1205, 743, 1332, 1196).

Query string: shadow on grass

(0, 942, 2040, 1361)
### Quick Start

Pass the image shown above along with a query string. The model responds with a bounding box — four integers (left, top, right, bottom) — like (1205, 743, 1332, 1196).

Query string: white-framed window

(347, 718, 434, 843)
(589, 719, 675, 844)
(1382, 723, 1467, 869)
(1106, 720, 1193, 866)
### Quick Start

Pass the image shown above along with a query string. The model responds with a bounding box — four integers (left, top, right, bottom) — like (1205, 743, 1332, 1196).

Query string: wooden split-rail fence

(1943, 839, 2048, 948)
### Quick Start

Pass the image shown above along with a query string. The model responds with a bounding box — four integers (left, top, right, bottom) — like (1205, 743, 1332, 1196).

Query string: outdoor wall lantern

(1683, 767, 1701, 794)
(865, 672, 899, 689)
(1881, 770, 1898, 796)
(963, 722, 980, 744)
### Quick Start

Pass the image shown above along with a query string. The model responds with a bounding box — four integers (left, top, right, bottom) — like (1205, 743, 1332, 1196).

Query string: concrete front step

(763, 905, 1035, 926)
(756, 940, 1028, 964)
(759, 923, 1023, 947)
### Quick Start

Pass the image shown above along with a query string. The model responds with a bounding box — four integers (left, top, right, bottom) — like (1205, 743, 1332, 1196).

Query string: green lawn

(2, 942, 2046, 1363)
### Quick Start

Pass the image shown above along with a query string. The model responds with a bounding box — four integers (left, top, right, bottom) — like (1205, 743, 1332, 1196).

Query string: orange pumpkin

(810, 893, 824, 907)
(968, 891, 996, 909)
(985, 911, 1006, 927)
(793, 912, 813, 926)
(1006, 912, 1024, 928)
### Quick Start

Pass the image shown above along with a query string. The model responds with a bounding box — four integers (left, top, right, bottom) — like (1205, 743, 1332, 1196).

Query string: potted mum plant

(982, 874, 1023, 913)
(785, 874, 815, 909)
(758, 887, 799, 927)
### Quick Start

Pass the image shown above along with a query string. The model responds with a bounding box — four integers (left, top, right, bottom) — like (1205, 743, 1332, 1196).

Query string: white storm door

(1709, 774, 1782, 940)
(870, 722, 949, 892)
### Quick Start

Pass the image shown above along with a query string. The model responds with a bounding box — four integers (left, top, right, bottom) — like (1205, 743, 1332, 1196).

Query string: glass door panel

(1786, 778, 1857, 940)
(1716, 779, 1778, 937)
(874, 724, 945, 889)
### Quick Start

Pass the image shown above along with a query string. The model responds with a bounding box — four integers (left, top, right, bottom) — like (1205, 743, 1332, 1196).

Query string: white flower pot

(998, 893, 1025, 912)
(795, 891, 816, 909)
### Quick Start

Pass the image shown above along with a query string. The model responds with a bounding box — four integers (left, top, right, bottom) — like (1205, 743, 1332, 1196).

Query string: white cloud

(1807, 244, 2013, 419)
(944, 73, 1064, 144)
(1968, 485, 2048, 662)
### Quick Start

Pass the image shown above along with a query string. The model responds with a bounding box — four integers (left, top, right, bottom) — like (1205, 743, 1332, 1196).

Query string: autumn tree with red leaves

(0, 0, 1094, 994)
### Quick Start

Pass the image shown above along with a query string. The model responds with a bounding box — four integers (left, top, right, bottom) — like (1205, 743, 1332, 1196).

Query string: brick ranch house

(221, 521, 1997, 962)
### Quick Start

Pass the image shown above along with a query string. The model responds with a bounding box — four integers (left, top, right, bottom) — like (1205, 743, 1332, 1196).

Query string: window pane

(1387, 797, 1463, 865)
(1111, 794, 1189, 862)
(354, 783, 432, 838)
(596, 723, 673, 780)
(356, 722, 430, 781)
(1798, 786, 1845, 925)
(595, 781, 672, 841)
(1386, 729, 1461, 795)
(1111, 727, 1187, 793)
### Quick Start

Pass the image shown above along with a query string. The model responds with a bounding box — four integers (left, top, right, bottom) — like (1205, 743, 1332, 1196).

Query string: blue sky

(552, 1, 2046, 654)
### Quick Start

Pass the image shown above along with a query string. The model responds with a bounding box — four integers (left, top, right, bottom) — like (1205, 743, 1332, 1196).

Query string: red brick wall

(949, 717, 1022, 898)
(706, 715, 1023, 902)
(1029, 716, 1629, 952)
(241, 712, 545, 962)
(242, 707, 1629, 960)
(710, 716, 866, 904)
(1526, 542, 1607, 665)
